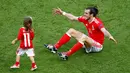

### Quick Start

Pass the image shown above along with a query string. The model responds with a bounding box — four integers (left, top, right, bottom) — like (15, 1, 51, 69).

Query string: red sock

(54, 33, 71, 49)
(66, 42, 83, 56)
(32, 62, 36, 68)
(15, 61, 20, 66)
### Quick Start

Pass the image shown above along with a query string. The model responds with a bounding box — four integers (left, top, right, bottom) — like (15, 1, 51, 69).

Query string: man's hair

(23, 16, 32, 30)
(86, 7, 98, 17)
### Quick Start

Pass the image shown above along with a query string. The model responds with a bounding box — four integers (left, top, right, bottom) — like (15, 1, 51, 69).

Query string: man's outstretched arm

(101, 28, 117, 44)
(53, 8, 78, 21)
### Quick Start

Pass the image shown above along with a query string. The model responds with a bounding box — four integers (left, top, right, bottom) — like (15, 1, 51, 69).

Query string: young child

(10, 16, 37, 71)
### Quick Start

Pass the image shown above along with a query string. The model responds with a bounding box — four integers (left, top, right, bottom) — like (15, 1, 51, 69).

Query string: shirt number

(23, 33, 30, 47)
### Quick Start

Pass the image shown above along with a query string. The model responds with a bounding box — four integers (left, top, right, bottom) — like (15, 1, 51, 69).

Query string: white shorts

(17, 48, 35, 57)
(83, 39, 103, 53)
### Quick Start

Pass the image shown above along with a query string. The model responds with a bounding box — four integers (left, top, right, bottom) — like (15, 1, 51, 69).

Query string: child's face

(26, 23, 31, 28)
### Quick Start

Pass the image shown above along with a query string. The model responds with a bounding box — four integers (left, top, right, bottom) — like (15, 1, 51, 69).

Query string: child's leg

(29, 56, 36, 66)
(29, 56, 37, 71)
(15, 48, 25, 65)
(26, 49, 36, 63)
(15, 47, 21, 66)
(10, 48, 24, 69)
(26, 48, 37, 71)
(29, 56, 35, 63)
(15, 55, 20, 65)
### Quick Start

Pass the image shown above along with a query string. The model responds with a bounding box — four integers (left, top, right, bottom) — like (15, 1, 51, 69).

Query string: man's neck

(88, 17, 95, 23)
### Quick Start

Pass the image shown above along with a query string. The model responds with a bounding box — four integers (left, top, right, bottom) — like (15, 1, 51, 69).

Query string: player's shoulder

(31, 28, 34, 32)
(20, 27, 25, 29)
(94, 17, 103, 24)
(19, 27, 25, 31)
(78, 16, 86, 22)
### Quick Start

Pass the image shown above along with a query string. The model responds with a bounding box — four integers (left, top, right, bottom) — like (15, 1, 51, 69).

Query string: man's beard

(86, 17, 90, 20)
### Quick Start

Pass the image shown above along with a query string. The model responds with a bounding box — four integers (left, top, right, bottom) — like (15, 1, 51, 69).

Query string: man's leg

(44, 28, 72, 53)
(84, 40, 103, 53)
(66, 33, 93, 56)
(54, 28, 92, 49)
(66, 41, 84, 56)
(54, 32, 71, 49)
(58, 28, 94, 60)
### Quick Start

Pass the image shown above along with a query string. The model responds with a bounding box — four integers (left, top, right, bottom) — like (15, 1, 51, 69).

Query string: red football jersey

(78, 16, 104, 45)
(17, 27, 34, 49)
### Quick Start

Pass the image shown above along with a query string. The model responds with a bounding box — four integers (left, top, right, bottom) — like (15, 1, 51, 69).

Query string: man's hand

(109, 36, 117, 44)
(53, 8, 63, 15)
(53, 8, 78, 20)
(101, 28, 117, 44)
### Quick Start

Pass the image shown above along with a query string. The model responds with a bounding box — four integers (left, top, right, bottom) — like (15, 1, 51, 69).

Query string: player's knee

(68, 28, 76, 32)
(67, 28, 76, 35)
(79, 34, 87, 41)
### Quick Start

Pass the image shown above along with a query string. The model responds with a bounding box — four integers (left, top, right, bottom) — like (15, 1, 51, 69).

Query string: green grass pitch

(0, 0, 130, 73)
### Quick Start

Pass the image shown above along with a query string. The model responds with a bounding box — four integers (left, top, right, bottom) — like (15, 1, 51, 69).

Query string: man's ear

(90, 14, 94, 17)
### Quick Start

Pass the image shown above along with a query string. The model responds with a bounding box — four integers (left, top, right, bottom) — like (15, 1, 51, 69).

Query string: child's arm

(30, 28, 34, 40)
(11, 38, 18, 45)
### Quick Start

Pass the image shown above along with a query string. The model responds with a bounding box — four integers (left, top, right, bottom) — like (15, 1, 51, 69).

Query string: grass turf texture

(0, 0, 130, 73)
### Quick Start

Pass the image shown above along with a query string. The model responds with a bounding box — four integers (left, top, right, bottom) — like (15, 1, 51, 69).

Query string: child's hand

(31, 28, 34, 32)
(11, 38, 18, 45)
(12, 40, 16, 45)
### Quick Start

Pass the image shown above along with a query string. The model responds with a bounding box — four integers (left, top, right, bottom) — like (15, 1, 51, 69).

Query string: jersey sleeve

(97, 23, 104, 29)
(17, 28, 23, 40)
(78, 16, 85, 22)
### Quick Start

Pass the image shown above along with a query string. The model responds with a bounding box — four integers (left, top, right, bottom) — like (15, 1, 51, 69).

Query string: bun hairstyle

(23, 16, 33, 31)
(86, 6, 98, 17)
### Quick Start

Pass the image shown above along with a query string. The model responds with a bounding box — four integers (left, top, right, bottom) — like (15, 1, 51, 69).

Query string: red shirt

(78, 16, 104, 45)
(17, 27, 34, 49)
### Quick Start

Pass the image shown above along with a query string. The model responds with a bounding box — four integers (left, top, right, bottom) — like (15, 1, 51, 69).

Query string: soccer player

(10, 16, 37, 71)
(44, 7, 117, 60)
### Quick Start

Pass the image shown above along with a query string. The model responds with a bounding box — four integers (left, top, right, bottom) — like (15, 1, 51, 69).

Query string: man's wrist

(62, 12, 66, 15)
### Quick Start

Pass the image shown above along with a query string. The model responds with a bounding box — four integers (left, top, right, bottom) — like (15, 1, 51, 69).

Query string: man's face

(83, 9, 92, 20)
